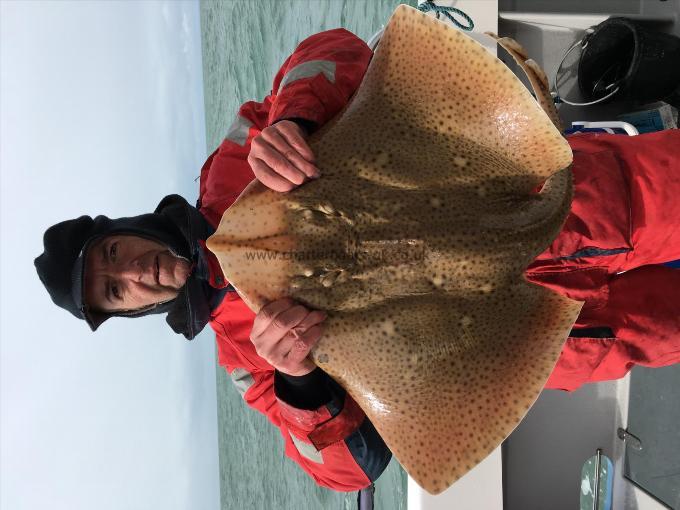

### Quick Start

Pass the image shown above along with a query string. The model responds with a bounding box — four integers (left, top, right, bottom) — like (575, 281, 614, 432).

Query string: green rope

(416, 1, 474, 31)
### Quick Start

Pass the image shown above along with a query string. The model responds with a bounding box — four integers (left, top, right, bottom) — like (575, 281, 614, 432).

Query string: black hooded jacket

(34, 194, 222, 339)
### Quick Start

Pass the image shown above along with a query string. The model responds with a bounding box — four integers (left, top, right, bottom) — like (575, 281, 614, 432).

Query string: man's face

(84, 234, 191, 313)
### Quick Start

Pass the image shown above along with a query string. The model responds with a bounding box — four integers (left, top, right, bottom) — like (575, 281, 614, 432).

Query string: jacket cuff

(274, 367, 333, 410)
(275, 117, 318, 136)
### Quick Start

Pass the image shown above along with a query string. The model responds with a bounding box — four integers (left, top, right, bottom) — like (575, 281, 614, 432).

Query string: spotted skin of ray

(207, 5, 583, 495)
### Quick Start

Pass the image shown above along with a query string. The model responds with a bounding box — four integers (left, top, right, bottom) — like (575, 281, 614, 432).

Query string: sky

(1, 2, 220, 509)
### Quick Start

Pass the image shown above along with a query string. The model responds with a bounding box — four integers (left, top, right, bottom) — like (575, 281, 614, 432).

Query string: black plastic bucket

(578, 17, 680, 104)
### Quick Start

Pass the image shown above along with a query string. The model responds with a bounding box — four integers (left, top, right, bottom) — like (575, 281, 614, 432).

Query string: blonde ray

(207, 5, 582, 494)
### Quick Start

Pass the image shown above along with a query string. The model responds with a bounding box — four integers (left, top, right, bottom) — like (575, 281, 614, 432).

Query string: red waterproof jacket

(529, 130, 680, 390)
(197, 28, 680, 489)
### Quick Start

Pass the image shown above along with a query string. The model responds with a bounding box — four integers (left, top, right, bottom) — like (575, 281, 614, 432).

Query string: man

(35, 27, 680, 491)
(36, 28, 389, 492)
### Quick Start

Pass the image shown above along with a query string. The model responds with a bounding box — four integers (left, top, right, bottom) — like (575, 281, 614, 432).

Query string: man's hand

(250, 298, 327, 376)
(248, 120, 320, 192)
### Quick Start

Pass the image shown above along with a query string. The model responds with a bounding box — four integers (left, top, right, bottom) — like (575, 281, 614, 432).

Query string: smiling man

(35, 28, 392, 493)
(84, 235, 192, 313)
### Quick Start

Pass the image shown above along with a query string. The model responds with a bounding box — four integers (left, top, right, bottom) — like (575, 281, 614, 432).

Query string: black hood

(34, 194, 216, 340)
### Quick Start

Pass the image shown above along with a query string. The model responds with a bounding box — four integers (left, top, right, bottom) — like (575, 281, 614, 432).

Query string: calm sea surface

(199, 1, 415, 509)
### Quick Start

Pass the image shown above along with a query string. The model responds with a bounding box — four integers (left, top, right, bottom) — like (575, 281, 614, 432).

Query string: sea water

(199, 1, 415, 509)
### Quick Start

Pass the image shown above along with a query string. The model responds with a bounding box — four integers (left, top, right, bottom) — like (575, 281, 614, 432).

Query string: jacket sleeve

(544, 265, 680, 392)
(222, 356, 392, 492)
(267, 28, 373, 129)
(212, 299, 391, 492)
(198, 28, 372, 227)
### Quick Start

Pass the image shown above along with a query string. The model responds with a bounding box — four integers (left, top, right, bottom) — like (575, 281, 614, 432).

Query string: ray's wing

(208, 5, 583, 495)
(317, 288, 580, 494)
